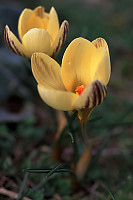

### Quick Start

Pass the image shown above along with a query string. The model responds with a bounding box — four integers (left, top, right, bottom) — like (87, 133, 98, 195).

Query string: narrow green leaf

(25, 164, 65, 196)
(57, 125, 68, 145)
(67, 132, 74, 143)
(46, 163, 64, 178)
(26, 177, 47, 196)
(25, 168, 74, 174)
(16, 172, 29, 200)
(64, 111, 79, 162)
(102, 180, 118, 200)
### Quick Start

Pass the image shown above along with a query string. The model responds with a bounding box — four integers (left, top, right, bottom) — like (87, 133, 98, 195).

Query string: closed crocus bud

(4, 6, 69, 58)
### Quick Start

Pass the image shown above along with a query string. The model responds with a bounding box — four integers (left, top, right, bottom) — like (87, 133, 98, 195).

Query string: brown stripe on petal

(32, 54, 41, 83)
(94, 43, 98, 48)
(4, 27, 24, 56)
(33, 53, 37, 66)
(85, 96, 90, 108)
(55, 21, 69, 53)
(97, 38, 103, 47)
(95, 81, 102, 105)
(55, 38, 61, 53)
(62, 21, 69, 46)
(99, 82, 105, 102)
(85, 80, 107, 109)
(4, 27, 16, 54)
(98, 81, 107, 101)
(103, 85, 107, 96)
(93, 38, 106, 49)
(40, 57, 52, 77)
(11, 40, 24, 56)
(92, 84, 97, 107)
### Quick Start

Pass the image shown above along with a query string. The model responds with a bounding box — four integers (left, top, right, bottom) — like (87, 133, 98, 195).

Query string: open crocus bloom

(31, 37, 111, 123)
(4, 6, 69, 58)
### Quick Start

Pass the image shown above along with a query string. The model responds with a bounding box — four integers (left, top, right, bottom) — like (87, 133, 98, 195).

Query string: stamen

(75, 85, 85, 95)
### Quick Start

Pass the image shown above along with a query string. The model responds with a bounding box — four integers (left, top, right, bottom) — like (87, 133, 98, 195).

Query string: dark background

(0, 0, 133, 199)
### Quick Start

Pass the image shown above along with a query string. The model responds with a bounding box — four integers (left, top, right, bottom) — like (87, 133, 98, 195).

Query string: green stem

(64, 111, 79, 163)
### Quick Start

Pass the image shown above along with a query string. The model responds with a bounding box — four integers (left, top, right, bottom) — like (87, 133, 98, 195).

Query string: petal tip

(52, 20, 69, 55)
(50, 6, 56, 13)
(4, 25, 16, 54)
(4, 25, 25, 56)
(92, 37, 109, 53)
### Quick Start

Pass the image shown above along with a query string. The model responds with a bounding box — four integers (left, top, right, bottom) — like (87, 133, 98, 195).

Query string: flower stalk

(64, 111, 79, 163)
(75, 122, 93, 181)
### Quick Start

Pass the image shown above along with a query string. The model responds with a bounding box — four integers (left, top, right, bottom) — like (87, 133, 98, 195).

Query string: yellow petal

(31, 53, 65, 90)
(73, 80, 107, 110)
(22, 28, 51, 58)
(91, 38, 111, 85)
(38, 85, 78, 111)
(92, 48, 111, 85)
(62, 37, 111, 92)
(34, 6, 45, 18)
(47, 7, 59, 42)
(92, 38, 109, 54)
(51, 20, 69, 56)
(61, 37, 97, 92)
(33, 6, 49, 29)
(4, 25, 25, 56)
(27, 13, 47, 30)
(18, 8, 33, 41)
(18, 7, 49, 41)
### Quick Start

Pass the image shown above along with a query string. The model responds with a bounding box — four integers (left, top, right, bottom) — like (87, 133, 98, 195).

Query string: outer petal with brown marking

(92, 38, 111, 85)
(92, 48, 111, 86)
(4, 25, 25, 56)
(92, 38, 109, 54)
(73, 80, 107, 110)
(51, 20, 69, 57)
(31, 52, 65, 90)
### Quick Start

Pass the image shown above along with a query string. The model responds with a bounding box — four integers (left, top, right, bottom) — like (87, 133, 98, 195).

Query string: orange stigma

(75, 85, 85, 95)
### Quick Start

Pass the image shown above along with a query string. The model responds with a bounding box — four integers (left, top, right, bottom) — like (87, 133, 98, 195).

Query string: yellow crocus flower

(31, 37, 111, 124)
(4, 6, 69, 58)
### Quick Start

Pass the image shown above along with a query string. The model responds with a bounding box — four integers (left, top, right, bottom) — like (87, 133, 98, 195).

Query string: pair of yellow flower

(5, 6, 111, 123)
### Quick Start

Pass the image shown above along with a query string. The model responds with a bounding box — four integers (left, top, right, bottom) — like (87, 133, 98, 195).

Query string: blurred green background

(0, 0, 133, 199)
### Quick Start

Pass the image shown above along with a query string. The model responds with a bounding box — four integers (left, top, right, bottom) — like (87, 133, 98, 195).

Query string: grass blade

(68, 132, 74, 143)
(25, 163, 65, 196)
(46, 163, 64, 178)
(102, 180, 118, 200)
(25, 168, 74, 174)
(17, 172, 29, 200)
